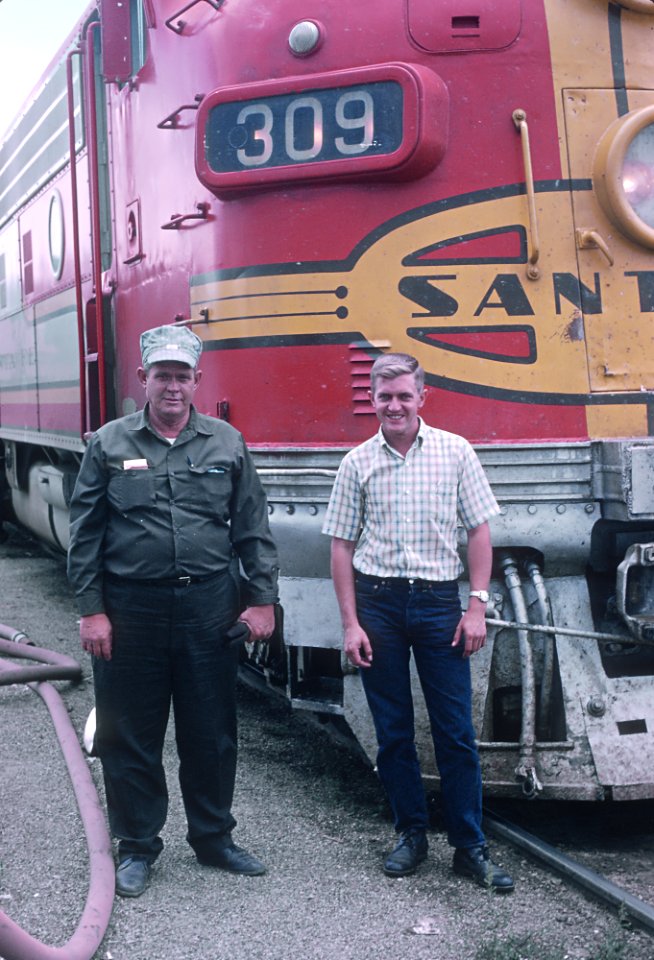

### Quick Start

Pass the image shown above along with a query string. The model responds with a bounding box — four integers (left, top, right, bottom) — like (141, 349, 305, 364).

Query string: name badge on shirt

(123, 459, 149, 470)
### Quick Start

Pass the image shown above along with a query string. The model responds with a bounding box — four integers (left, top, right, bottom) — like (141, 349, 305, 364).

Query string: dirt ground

(1, 522, 653, 960)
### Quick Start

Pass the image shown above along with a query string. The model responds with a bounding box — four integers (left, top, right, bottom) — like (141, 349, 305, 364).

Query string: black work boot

(196, 842, 266, 876)
(452, 844, 514, 891)
(383, 829, 428, 877)
(115, 856, 152, 897)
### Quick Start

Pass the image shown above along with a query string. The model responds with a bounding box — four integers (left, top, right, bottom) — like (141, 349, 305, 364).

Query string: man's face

(138, 361, 201, 422)
(369, 372, 425, 447)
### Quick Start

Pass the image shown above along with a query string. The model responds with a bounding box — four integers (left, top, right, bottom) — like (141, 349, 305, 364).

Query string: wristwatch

(469, 590, 490, 604)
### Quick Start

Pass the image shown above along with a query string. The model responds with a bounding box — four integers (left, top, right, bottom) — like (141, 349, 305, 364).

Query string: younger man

(323, 353, 513, 891)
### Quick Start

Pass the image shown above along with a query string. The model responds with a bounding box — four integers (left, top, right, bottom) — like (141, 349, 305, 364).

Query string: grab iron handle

(576, 228, 615, 266)
(512, 109, 541, 281)
(157, 94, 204, 129)
(166, 0, 223, 34)
(161, 202, 210, 230)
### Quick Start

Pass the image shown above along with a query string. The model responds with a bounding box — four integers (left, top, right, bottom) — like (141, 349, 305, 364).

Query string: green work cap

(140, 325, 202, 369)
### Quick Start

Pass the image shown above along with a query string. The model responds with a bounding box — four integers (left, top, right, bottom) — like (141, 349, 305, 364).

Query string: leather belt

(105, 571, 221, 587)
(355, 572, 458, 590)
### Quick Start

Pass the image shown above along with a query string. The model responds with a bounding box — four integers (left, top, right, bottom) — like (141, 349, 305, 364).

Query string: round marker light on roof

(593, 105, 654, 249)
(288, 20, 322, 56)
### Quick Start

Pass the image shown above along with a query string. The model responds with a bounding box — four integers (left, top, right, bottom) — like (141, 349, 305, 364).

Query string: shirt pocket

(430, 479, 458, 519)
(108, 469, 156, 511)
(185, 462, 233, 515)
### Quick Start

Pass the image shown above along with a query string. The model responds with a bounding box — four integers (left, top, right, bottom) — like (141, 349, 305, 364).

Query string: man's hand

(452, 604, 487, 658)
(329, 538, 372, 668)
(344, 624, 373, 669)
(80, 613, 113, 661)
(239, 604, 275, 642)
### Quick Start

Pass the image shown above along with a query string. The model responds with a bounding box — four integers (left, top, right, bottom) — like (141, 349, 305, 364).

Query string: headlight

(593, 105, 654, 248)
(622, 133, 654, 226)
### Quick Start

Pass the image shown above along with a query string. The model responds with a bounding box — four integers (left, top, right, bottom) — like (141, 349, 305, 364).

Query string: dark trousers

(355, 575, 485, 850)
(94, 572, 240, 862)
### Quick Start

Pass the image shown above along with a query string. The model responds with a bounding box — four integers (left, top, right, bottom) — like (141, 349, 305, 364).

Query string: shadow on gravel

(485, 797, 654, 852)
(235, 679, 392, 826)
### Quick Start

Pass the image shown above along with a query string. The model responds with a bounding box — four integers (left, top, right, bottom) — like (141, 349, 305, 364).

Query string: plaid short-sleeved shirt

(322, 419, 499, 581)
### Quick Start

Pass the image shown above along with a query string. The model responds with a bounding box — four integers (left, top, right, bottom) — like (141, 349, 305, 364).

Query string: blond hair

(370, 353, 425, 394)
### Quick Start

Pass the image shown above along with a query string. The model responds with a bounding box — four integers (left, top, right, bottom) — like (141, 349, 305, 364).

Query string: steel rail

(0, 630, 115, 960)
(484, 808, 654, 933)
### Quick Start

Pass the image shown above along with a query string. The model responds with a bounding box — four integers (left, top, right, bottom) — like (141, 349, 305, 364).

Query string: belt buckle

(177, 575, 192, 586)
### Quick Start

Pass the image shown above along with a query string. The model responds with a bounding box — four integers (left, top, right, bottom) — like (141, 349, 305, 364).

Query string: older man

(68, 324, 279, 897)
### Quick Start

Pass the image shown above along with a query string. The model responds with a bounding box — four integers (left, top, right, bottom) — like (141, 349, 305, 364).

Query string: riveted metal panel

(564, 88, 654, 394)
(584, 685, 654, 792)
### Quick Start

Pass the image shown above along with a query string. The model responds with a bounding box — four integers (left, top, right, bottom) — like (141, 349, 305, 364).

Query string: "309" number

(206, 80, 404, 174)
(235, 90, 375, 167)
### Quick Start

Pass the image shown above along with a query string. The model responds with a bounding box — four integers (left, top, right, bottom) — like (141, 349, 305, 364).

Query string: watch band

(469, 590, 490, 604)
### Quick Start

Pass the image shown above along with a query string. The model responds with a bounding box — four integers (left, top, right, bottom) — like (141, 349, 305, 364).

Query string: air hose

(0, 627, 114, 960)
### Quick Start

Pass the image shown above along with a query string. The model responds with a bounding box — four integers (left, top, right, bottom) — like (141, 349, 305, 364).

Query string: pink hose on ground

(0, 630, 115, 960)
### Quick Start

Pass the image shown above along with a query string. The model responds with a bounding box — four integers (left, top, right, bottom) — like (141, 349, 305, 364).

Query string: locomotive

(1, 0, 654, 802)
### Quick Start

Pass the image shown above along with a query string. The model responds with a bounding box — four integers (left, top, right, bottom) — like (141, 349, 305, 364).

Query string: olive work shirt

(67, 404, 279, 617)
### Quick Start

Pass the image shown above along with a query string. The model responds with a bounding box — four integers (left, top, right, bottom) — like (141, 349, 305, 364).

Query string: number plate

(196, 64, 449, 194)
(206, 80, 403, 173)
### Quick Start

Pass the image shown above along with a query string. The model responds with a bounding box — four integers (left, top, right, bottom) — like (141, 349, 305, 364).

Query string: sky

(0, 0, 91, 139)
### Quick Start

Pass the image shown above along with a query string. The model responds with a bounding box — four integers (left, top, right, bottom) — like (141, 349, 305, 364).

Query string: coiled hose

(0, 625, 114, 960)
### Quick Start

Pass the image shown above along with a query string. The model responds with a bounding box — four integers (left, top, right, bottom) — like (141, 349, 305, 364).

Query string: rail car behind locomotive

(1, 0, 654, 801)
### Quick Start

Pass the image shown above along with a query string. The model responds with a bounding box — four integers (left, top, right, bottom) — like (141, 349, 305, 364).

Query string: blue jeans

(355, 574, 485, 850)
(94, 571, 241, 862)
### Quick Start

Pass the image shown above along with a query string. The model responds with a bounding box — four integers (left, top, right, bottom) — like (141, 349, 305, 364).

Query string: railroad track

(483, 801, 654, 934)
